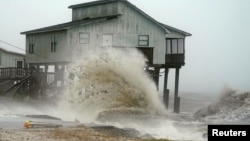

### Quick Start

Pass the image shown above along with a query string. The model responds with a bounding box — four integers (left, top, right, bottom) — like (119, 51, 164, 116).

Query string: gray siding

(0, 50, 24, 68)
(26, 31, 70, 64)
(72, 2, 119, 21)
(68, 19, 121, 60)
(70, 1, 167, 64)
(24, 1, 188, 65)
(118, 2, 166, 64)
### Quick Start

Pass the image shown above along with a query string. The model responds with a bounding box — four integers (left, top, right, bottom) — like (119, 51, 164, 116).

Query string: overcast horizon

(0, 0, 249, 95)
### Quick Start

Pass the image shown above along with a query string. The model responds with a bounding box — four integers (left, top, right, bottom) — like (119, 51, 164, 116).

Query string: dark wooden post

(174, 67, 180, 113)
(55, 64, 59, 84)
(163, 67, 169, 109)
(154, 67, 160, 90)
(61, 65, 65, 86)
(41, 65, 48, 98)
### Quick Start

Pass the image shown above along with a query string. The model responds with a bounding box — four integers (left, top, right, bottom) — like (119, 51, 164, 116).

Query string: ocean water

(1, 48, 249, 141)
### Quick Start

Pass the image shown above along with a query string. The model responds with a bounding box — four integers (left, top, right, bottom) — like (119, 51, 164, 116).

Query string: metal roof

(0, 47, 25, 56)
(22, 0, 191, 36)
(68, 0, 191, 36)
(68, 0, 120, 9)
(21, 15, 120, 34)
(159, 23, 192, 36)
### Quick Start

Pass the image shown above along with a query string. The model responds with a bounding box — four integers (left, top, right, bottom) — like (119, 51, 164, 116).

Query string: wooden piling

(174, 68, 180, 113)
(163, 67, 169, 109)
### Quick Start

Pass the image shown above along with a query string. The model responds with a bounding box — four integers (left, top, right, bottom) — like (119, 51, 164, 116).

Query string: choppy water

(1, 48, 249, 141)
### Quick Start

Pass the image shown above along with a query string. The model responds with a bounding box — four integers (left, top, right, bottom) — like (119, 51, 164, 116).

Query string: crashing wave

(194, 86, 250, 121)
(59, 47, 166, 122)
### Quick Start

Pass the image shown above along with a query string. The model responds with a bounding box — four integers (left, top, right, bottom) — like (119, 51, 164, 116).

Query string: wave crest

(59, 48, 166, 122)
(194, 85, 250, 121)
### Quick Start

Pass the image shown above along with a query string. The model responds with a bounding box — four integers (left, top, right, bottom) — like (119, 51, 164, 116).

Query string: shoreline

(0, 125, 169, 141)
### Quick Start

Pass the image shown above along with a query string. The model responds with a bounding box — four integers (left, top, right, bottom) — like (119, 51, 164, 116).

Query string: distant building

(0, 47, 25, 68)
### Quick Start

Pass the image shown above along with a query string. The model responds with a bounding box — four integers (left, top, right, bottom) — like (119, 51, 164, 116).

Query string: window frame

(0, 52, 1, 65)
(166, 38, 185, 54)
(97, 6, 102, 16)
(79, 32, 90, 44)
(107, 6, 113, 15)
(16, 60, 23, 68)
(51, 33, 57, 52)
(138, 35, 149, 46)
(28, 36, 34, 54)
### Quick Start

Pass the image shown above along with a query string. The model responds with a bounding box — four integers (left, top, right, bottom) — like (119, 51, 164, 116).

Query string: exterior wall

(166, 29, 186, 38)
(70, 1, 167, 64)
(72, 2, 119, 21)
(25, 1, 187, 65)
(118, 2, 166, 64)
(0, 49, 25, 68)
(68, 19, 120, 60)
(25, 31, 71, 64)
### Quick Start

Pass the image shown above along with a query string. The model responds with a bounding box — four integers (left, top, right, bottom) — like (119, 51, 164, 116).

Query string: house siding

(69, 1, 167, 64)
(23, 1, 190, 66)
(0, 50, 25, 68)
(26, 31, 70, 64)
(72, 2, 119, 21)
(118, 2, 166, 64)
(68, 19, 119, 60)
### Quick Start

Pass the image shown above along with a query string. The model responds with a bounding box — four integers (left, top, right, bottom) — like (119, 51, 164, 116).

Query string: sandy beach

(0, 127, 139, 141)
(0, 125, 168, 141)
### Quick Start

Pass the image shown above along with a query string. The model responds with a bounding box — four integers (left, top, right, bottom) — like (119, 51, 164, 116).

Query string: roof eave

(21, 28, 68, 35)
(0, 48, 25, 56)
(123, 1, 171, 34)
(68, 0, 118, 9)
(159, 23, 192, 37)
(68, 0, 170, 34)
(21, 15, 121, 35)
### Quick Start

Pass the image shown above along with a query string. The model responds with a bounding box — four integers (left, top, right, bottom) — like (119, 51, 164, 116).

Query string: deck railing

(0, 68, 30, 79)
(165, 54, 185, 67)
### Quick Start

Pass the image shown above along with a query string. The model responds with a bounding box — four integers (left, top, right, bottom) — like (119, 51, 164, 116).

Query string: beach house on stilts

(20, 0, 191, 112)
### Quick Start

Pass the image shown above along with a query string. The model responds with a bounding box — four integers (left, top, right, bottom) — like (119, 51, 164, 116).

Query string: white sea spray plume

(58, 47, 166, 122)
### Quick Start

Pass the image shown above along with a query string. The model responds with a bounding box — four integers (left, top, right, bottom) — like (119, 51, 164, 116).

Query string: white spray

(58, 47, 166, 122)
(57, 47, 206, 141)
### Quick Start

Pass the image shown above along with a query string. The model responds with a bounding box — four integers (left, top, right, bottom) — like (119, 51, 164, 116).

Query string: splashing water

(0, 47, 208, 140)
(2, 47, 248, 140)
(59, 47, 166, 122)
(57, 47, 206, 140)
(194, 85, 250, 123)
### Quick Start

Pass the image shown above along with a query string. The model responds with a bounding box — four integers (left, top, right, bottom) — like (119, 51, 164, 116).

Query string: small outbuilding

(0, 47, 25, 68)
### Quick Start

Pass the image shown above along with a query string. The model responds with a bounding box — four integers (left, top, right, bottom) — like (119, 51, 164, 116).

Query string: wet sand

(0, 126, 168, 141)
(0, 126, 139, 141)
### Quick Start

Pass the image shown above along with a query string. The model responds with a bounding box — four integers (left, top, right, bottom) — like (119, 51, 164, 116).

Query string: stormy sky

(0, 0, 249, 95)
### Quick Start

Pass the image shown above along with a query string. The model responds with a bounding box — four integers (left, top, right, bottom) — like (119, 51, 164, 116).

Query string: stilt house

(21, 0, 191, 112)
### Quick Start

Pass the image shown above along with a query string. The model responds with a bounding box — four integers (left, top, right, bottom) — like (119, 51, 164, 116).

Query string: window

(87, 8, 91, 16)
(28, 36, 34, 54)
(138, 35, 149, 46)
(172, 39, 177, 54)
(51, 34, 56, 52)
(167, 40, 171, 54)
(166, 38, 184, 54)
(16, 60, 23, 68)
(97, 6, 102, 16)
(79, 33, 90, 44)
(0, 52, 1, 65)
(107, 6, 113, 14)
(178, 39, 184, 54)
